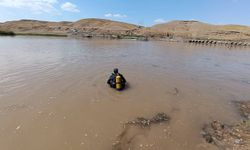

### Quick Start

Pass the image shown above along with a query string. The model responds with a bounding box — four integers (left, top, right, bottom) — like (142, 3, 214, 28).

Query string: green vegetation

(0, 30, 15, 36)
(0, 31, 67, 37)
(117, 34, 147, 40)
(16, 33, 67, 37)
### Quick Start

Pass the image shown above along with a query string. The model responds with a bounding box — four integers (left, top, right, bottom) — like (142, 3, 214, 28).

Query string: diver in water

(107, 68, 126, 90)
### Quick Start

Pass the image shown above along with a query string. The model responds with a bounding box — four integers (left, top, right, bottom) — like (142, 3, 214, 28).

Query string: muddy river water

(0, 36, 250, 150)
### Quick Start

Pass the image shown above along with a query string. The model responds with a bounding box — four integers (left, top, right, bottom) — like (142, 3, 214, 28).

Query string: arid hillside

(0, 19, 72, 36)
(72, 18, 138, 31)
(1, 19, 250, 42)
(0, 18, 167, 39)
(68, 19, 167, 39)
(70, 18, 141, 38)
(153, 20, 250, 41)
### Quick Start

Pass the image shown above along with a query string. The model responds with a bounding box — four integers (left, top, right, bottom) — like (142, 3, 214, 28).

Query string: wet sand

(0, 36, 250, 150)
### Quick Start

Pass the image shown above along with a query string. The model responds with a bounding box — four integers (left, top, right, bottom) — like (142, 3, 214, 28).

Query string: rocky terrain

(1, 18, 250, 43)
(202, 101, 250, 150)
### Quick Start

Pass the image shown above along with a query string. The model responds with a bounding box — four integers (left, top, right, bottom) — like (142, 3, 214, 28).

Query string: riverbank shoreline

(1, 18, 250, 46)
(1, 30, 250, 47)
(202, 101, 250, 150)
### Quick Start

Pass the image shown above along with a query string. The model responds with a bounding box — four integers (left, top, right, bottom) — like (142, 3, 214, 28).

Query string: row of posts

(188, 39, 250, 47)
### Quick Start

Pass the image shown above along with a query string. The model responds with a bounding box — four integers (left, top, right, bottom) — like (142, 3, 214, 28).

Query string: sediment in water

(202, 101, 250, 150)
(113, 113, 170, 150)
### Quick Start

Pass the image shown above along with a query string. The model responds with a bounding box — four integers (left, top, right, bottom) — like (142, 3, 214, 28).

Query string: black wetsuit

(107, 73, 126, 89)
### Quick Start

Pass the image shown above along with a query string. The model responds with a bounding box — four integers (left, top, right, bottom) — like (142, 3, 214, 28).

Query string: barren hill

(153, 20, 250, 41)
(70, 18, 141, 38)
(0, 18, 169, 39)
(0, 18, 145, 37)
(0, 19, 72, 35)
(73, 18, 138, 31)
(1, 19, 250, 42)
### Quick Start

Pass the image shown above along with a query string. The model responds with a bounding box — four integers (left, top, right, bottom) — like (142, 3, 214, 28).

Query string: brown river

(0, 36, 250, 150)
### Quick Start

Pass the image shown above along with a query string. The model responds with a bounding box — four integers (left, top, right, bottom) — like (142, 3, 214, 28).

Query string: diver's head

(114, 68, 119, 74)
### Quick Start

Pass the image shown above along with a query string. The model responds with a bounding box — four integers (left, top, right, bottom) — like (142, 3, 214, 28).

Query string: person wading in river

(107, 68, 126, 91)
